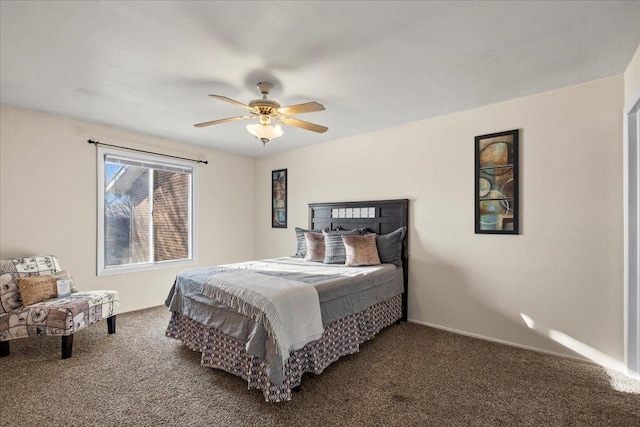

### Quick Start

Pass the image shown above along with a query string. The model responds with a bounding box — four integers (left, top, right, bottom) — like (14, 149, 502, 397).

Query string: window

(97, 147, 197, 275)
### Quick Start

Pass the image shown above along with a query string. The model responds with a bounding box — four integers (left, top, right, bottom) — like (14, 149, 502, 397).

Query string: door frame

(624, 87, 640, 379)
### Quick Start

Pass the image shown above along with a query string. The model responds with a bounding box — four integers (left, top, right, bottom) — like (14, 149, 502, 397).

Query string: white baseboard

(407, 318, 594, 366)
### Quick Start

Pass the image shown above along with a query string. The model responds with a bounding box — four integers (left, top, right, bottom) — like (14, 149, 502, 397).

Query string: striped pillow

(322, 229, 362, 264)
(294, 227, 328, 258)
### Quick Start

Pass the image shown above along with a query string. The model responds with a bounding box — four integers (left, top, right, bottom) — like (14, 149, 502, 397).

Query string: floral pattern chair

(0, 256, 118, 359)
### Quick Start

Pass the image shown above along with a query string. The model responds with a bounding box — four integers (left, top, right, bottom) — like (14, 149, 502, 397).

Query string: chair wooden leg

(107, 315, 116, 334)
(61, 334, 73, 359)
(0, 341, 9, 357)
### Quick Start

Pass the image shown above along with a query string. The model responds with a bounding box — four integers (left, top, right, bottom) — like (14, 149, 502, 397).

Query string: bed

(165, 199, 409, 402)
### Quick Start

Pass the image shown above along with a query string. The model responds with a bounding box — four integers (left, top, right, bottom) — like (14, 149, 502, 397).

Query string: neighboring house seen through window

(97, 147, 196, 275)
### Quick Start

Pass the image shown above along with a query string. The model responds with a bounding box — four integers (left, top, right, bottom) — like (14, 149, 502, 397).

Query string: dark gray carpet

(1, 306, 638, 426)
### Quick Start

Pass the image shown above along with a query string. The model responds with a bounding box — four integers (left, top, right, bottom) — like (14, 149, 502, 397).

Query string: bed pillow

(322, 229, 362, 264)
(335, 226, 368, 234)
(17, 276, 58, 306)
(343, 234, 381, 267)
(294, 227, 328, 258)
(304, 232, 326, 262)
(376, 227, 407, 267)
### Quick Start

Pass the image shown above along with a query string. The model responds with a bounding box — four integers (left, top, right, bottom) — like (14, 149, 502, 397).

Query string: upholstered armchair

(0, 256, 118, 359)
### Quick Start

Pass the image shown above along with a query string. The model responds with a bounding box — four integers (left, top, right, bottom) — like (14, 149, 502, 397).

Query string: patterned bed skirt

(166, 294, 402, 402)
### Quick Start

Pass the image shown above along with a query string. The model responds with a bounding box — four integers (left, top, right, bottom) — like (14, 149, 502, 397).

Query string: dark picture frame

(475, 129, 519, 234)
(272, 168, 287, 228)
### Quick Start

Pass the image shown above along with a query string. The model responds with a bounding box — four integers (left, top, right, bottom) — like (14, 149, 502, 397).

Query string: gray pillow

(322, 229, 362, 264)
(294, 227, 327, 258)
(376, 227, 407, 267)
(335, 226, 368, 234)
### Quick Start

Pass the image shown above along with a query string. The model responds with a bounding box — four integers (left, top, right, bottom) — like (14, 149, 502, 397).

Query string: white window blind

(105, 155, 193, 174)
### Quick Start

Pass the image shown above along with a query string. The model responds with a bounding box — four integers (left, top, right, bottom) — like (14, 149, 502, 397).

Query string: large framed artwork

(475, 129, 519, 234)
(272, 168, 287, 228)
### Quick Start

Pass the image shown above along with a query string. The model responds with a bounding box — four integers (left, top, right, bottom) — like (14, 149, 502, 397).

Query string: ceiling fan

(194, 82, 328, 145)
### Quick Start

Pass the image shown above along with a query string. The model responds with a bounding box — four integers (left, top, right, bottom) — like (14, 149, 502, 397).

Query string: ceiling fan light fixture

(246, 122, 284, 145)
(195, 82, 327, 145)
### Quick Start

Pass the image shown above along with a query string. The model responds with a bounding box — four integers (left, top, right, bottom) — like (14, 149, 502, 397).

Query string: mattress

(166, 256, 402, 329)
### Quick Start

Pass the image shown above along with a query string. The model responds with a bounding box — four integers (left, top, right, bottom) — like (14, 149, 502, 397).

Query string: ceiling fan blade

(194, 115, 254, 127)
(277, 101, 325, 116)
(278, 117, 328, 133)
(209, 95, 256, 112)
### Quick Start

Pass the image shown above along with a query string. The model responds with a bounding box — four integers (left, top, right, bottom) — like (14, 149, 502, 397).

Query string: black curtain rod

(87, 140, 208, 165)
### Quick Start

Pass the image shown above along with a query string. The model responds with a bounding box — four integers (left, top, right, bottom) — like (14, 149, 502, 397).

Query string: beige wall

(0, 105, 256, 313)
(0, 72, 629, 366)
(255, 75, 625, 366)
(624, 44, 640, 106)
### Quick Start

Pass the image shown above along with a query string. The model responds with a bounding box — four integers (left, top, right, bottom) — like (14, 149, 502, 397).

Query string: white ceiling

(1, 1, 639, 158)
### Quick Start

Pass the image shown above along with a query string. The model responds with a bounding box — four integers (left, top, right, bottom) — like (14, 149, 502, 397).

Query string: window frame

(97, 146, 198, 276)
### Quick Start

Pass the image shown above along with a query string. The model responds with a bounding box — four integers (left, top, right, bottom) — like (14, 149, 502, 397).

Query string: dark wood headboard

(308, 199, 409, 321)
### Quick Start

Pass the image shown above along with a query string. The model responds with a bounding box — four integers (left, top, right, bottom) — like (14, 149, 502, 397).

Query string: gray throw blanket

(200, 270, 324, 364)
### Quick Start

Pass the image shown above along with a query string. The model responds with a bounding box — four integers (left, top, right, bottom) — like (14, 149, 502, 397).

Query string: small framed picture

(475, 129, 519, 234)
(272, 168, 287, 228)
(57, 279, 71, 297)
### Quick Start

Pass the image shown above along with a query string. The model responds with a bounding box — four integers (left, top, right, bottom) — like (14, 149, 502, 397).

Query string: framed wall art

(272, 168, 287, 228)
(475, 129, 519, 234)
